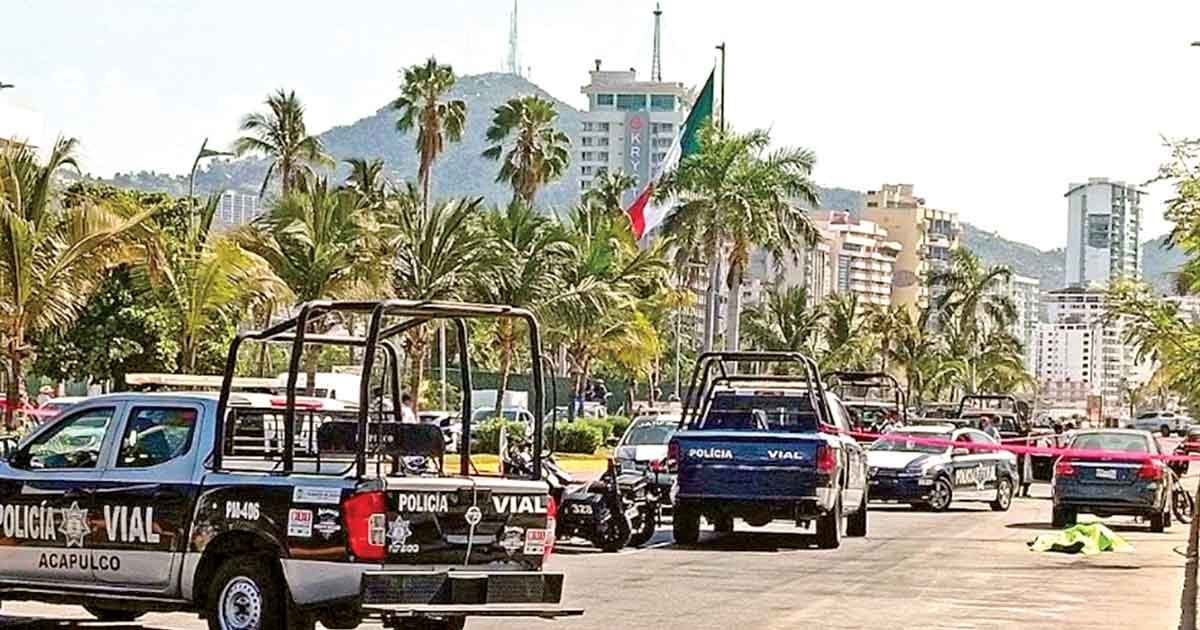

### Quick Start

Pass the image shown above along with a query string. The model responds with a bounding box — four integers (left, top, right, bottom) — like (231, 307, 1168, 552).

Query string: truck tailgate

(674, 431, 827, 500)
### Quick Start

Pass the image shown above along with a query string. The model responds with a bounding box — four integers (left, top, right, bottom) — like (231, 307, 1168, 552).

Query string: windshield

(1070, 432, 1152, 453)
(696, 392, 818, 432)
(622, 420, 676, 446)
(870, 431, 950, 455)
(471, 409, 527, 423)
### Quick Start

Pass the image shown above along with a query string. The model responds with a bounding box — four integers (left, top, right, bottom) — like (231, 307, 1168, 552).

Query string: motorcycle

(503, 439, 657, 551)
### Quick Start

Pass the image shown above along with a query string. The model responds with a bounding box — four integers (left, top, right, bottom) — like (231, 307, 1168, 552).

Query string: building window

(653, 137, 673, 148)
(650, 94, 676, 111)
(652, 122, 675, 134)
(616, 94, 646, 111)
(653, 151, 666, 162)
(581, 136, 595, 147)
(581, 166, 595, 176)
(596, 94, 614, 106)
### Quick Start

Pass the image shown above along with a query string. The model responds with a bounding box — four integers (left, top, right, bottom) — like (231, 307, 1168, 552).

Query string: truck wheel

(815, 499, 842, 549)
(990, 477, 1014, 512)
(713, 514, 734, 534)
(672, 503, 700, 545)
(928, 477, 953, 512)
(1150, 509, 1169, 533)
(84, 605, 144, 622)
(1051, 505, 1076, 528)
(206, 556, 311, 630)
(846, 493, 867, 537)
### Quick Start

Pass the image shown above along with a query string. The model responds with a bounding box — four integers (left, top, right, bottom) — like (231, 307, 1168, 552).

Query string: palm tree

(545, 205, 669, 404)
(582, 170, 636, 217)
(475, 200, 570, 416)
(740, 285, 825, 361)
(238, 177, 387, 390)
(234, 89, 331, 197)
(868, 302, 908, 373)
(0, 138, 159, 427)
(820, 293, 876, 372)
(341, 157, 390, 208)
(394, 58, 466, 209)
(929, 249, 1021, 393)
(657, 123, 821, 352)
(387, 196, 491, 406)
(482, 95, 571, 204)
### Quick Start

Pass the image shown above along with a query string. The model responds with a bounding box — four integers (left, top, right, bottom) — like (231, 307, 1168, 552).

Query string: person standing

(400, 393, 418, 424)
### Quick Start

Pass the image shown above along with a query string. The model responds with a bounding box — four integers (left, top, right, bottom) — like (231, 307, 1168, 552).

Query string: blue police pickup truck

(668, 352, 869, 549)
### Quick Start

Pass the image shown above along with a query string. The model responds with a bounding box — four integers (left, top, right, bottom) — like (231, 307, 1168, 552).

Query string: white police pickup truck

(0, 299, 580, 630)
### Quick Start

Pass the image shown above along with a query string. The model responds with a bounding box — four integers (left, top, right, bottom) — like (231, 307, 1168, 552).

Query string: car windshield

(870, 431, 950, 455)
(471, 409, 526, 423)
(697, 391, 818, 432)
(1070, 433, 1152, 453)
(623, 420, 676, 446)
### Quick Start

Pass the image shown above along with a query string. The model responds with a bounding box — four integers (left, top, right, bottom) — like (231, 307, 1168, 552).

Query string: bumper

(360, 571, 582, 619)
(1054, 483, 1162, 515)
(869, 476, 930, 501)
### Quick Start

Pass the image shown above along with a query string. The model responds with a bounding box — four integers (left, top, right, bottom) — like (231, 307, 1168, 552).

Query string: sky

(3, 0, 1200, 249)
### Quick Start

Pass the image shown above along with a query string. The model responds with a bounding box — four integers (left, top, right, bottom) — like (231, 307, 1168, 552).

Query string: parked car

(1052, 429, 1174, 532)
(867, 426, 1017, 511)
(670, 352, 868, 549)
(612, 413, 678, 506)
(1129, 410, 1191, 436)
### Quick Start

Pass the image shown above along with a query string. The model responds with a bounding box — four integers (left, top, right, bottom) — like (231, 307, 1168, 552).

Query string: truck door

(92, 403, 203, 593)
(0, 404, 121, 586)
(827, 396, 866, 508)
(948, 430, 997, 498)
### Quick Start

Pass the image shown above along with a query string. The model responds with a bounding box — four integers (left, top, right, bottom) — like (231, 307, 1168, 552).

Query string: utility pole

(651, 3, 663, 82)
(506, 0, 520, 76)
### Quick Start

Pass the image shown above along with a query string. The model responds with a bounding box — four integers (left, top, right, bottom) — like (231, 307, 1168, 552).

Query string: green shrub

(555, 422, 604, 454)
(578, 417, 614, 438)
(471, 419, 528, 454)
(607, 415, 631, 441)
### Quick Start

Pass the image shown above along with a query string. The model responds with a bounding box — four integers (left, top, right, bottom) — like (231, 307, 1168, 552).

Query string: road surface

(0, 485, 1188, 629)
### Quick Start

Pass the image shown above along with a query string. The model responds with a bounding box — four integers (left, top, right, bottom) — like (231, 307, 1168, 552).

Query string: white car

(1130, 411, 1191, 436)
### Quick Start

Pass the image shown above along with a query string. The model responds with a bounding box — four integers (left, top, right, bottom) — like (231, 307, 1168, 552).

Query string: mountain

(103, 72, 582, 209)
(1142, 234, 1186, 294)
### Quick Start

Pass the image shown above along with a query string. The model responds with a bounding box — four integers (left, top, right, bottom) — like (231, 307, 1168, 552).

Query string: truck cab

(669, 352, 869, 549)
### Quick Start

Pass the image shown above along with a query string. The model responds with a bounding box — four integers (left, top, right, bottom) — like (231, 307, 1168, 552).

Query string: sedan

(1052, 429, 1173, 532)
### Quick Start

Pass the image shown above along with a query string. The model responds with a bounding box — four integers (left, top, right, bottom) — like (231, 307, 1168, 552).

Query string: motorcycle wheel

(1173, 486, 1195, 524)
(627, 505, 657, 547)
(594, 510, 632, 552)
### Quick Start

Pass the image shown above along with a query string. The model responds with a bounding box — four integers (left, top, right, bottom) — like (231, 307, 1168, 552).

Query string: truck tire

(84, 605, 144, 622)
(927, 477, 953, 512)
(672, 503, 700, 545)
(1051, 505, 1076, 528)
(713, 514, 734, 534)
(815, 499, 842, 549)
(628, 504, 657, 547)
(1150, 508, 1170, 533)
(206, 556, 313, 630)
(990, 477, 1014, 512)
(846, 493, 867, 537)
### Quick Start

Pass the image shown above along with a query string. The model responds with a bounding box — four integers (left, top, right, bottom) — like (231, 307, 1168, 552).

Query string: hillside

(104, 72, 582, 209)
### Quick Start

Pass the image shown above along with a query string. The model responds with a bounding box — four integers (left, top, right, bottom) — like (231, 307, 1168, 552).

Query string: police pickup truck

(0, 300, 579, 630)
(669, 352, 868, 549)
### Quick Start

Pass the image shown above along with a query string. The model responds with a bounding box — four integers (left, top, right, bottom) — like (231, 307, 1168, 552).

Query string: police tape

(817, 424, 1200, 464)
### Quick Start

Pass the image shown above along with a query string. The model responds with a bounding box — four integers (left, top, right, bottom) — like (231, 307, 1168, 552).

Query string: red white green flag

(626, 68, 716, 239)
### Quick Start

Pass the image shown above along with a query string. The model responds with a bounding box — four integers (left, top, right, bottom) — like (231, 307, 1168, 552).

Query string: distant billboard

(623, 111, 652, 204)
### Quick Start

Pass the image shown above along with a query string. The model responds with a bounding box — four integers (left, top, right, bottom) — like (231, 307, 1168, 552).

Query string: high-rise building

(215, 191, 261, 228)
(861, 184, 960, 313)
(1064, 178, 1144, 287)
(988, 274, 1041, 372)
(1036, 285, 1132, 415)
(578, 61, 688, 200)
(812, 210, 901, 306)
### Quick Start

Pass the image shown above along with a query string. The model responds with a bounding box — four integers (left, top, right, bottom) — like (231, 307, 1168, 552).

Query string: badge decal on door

(59, 502, 90, 548)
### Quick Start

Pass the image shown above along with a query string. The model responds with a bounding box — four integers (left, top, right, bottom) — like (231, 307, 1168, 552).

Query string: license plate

(1095, 468, 1117, 480)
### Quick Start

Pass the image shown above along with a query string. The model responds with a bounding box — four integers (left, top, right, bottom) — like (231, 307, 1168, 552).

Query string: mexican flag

(626, 68, 716, 239)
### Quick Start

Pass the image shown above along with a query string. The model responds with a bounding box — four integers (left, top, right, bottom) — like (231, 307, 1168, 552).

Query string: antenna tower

(507, 0, 521, 76)
(651, 3, 663, 81)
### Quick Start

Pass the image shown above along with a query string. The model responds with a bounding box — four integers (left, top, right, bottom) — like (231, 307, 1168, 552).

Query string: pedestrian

(981, 415, 1001, 441)
(400, 392, 417, 424)
(36, 385, 54, 407)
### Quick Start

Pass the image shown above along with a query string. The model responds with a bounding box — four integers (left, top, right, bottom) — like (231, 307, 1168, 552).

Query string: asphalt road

(0, 485, 1189, 630)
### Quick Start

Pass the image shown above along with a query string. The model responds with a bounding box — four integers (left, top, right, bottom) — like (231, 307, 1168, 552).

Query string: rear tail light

(544, 496, 557, 559)
(815, 446, 837, 475)
(1054, 459, 1076, 478)
(666, 440, 680, 470)
(648, 458, 665, 473)
(1138, 461, 1164, 481)
(342, 490, 387, 561)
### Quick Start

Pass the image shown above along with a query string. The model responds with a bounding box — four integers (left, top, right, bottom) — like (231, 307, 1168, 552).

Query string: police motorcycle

(503, 435, 657, 551)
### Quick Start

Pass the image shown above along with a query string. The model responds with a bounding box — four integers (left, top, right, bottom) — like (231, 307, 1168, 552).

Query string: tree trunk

(1179, 475, 1200, 630)
(494, 325, 514, 419)
(702, 259, 720, 353)
(408, 331, 428, 414)
(303, 346, 319, 397)
(256, 303, 275, 377)
(626, 380, 636, 416)
(724, 260, 743, 352)
(5, 347, 19, 431)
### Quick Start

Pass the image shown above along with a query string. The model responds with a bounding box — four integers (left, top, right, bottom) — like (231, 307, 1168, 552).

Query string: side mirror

(952, 447, 969, 457)
(605, 436, 619, 448)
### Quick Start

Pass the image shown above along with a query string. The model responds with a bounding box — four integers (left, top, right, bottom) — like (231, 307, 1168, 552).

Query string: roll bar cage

(679, 351, 831, 430)
(212, 300, 545, 480)
(955, 394, 1027, 420)
(823, 371, 907, 423)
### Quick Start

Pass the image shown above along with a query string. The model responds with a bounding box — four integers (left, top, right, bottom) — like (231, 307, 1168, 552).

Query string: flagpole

(716, 43, 726, 131)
